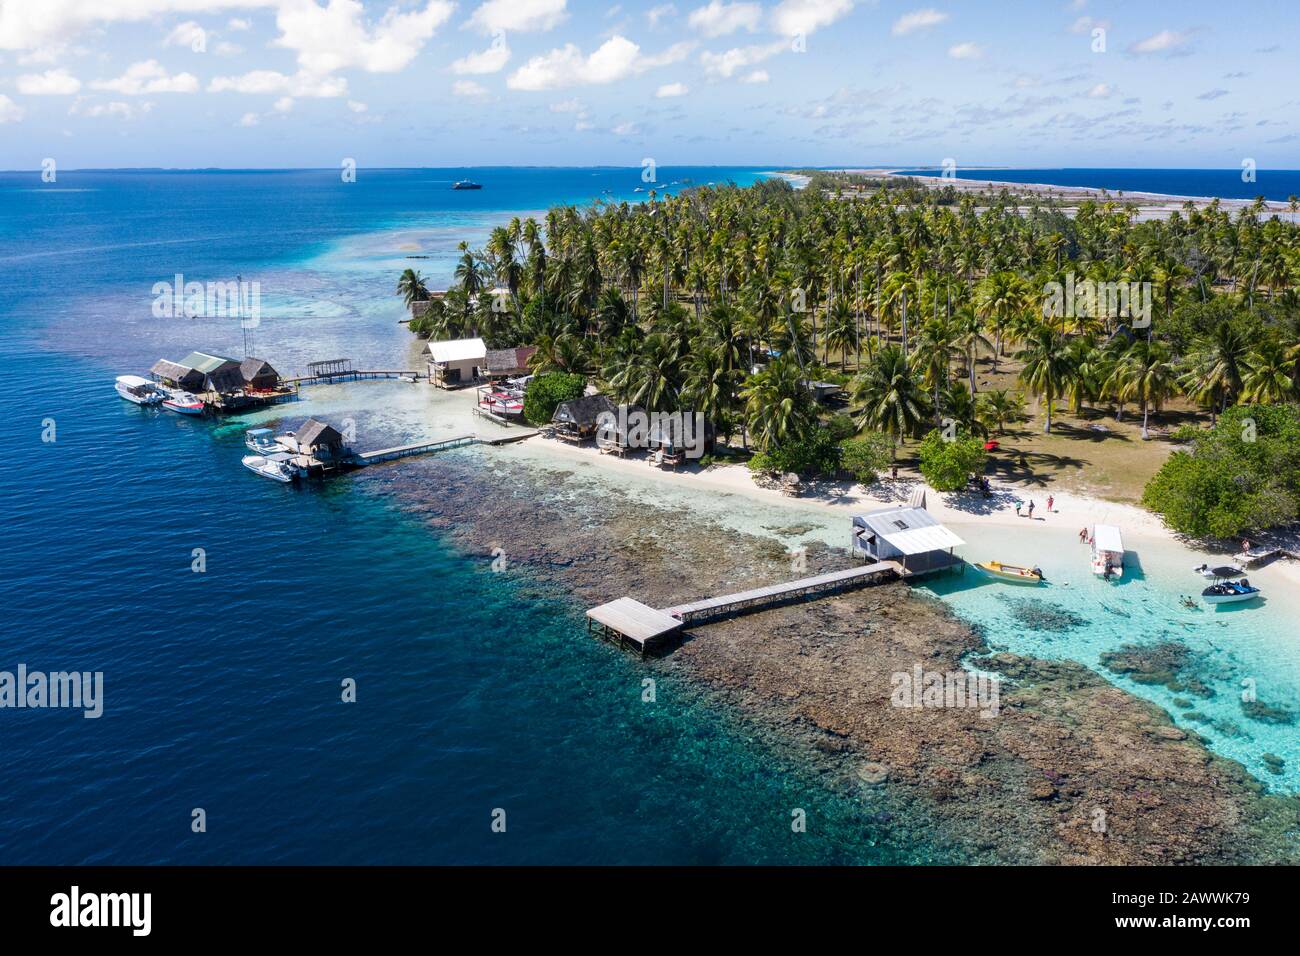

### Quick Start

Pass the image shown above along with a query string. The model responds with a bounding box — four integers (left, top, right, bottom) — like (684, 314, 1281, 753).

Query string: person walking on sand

(1027, 500, 1035, 519)
(1079, 526, 1088, 542)
(1015, 501, 1022, 517)
(1046, 494, 1054, 513)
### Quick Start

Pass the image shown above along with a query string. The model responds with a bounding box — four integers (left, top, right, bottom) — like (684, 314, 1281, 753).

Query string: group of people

(1015, 495, 1053, 519)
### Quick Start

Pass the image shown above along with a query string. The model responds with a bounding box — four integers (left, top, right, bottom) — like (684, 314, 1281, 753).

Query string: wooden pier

(1240, 547, 1299, 568)
(588, 560, 904, 655)
(284, 369, 425, 387)
(347, 429, 538, 466)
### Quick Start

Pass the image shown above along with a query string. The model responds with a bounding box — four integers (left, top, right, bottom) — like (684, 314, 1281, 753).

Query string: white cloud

(347, 99, 367, 112)
(1087, 82, 1111, 98)
(948, 41, 981, 59)
(742, 68, 768, 83)
(215, 41, 242, 55)
(656, 81, 688, 97)
(1069, 16, 1109, 35)
(273, 95, 294, 111)
(69, 97, 153, 119)
(450, 41, 511, 74)
(208, 69, 348, 98)
(769, 0, 853, 37)
(17, 68, 81, 95)
(892, 9, 947, 36)
(275, 0, 454, 74)
(91, 60, 198, 94)
(0, 94, 25, 122)
(549, 97, 583, 112)
(453, 78, 490, 97)
(611, 120, 638, 135)
(646, 4, 677, 28)
(163, 20, 207, 50)
(1128, 29, 1190, 55)
(687, 1, 761, 38)
(507, 35, 690, 90)
(228, 18, 252, 32)
(467, 0, 567, 34)
(699, 40, 783, 78)
(238, 111, 259, 126)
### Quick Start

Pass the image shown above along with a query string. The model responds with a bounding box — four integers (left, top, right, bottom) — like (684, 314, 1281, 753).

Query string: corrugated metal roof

(180, 351, 240, 374)
(426, 337, 486, 363)
(855, 507, 964, 555)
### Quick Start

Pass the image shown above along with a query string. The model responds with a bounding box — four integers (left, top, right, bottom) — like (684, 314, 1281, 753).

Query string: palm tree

(851, 345, 926, 455)
(977, 389, 1024, 436)
(1108, 340, 1177, 439)
(1241, 339, 1297, 404)
(951, 305, 991, 396)
(396, 268, 430, 307)
(1016, 323, 1073, 433)
(741, 357, 813, 452)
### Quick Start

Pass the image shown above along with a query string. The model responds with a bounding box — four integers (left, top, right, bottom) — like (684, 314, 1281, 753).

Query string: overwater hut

(240, 357, 281, 391)
(552, 394, 618, 443)
(647, 414, 715, 460)
(484, 346, 537, 380)
(177, 351, 244, 394)
(291, 418, 348, 458)
(850, 506, 965, 576)
(150, 358, 205, 391)
(425, 337, 486, 387)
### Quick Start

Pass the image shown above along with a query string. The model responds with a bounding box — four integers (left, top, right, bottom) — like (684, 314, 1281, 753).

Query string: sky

(1, 0, 1297, 169)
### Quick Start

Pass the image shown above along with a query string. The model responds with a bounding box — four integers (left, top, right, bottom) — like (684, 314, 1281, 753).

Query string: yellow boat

(975, 560, 1044, 584)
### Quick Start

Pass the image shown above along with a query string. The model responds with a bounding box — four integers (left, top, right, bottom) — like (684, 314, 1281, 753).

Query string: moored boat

(1201, 579, 1261, 605)
(1194, 563, 1244, 579)
(245, 427, 286, 454)
(975, 560, 1044, 584)
(1090, 524, 1125, 579)
(161, 390, 205, 415)
(451, 180, 482, 190)
(115, 375, 164, 406)
(241, 453, 297, 483)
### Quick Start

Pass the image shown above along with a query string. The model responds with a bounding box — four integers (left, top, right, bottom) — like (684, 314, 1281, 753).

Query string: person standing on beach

(1027, 500, 1035, 518)
(1015, 501, 1022, 517)
(1046, 495, 1054, 513)
(1242, 537, 1251, 556)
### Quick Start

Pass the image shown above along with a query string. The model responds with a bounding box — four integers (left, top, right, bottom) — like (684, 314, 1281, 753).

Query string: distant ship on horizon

(451, 180, 483, 190)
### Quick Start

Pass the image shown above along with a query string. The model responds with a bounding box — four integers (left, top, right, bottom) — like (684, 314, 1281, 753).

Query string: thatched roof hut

(240, 357, 280, 390)
(150, 358, 204, 390)
(293, 418, 346, 455)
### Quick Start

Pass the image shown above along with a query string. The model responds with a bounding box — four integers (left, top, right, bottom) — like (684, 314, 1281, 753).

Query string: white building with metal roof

(851, 506, 965, 576)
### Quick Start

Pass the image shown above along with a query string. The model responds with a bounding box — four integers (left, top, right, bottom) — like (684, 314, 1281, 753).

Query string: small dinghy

(1194, 563, 1244, 579)
(241, 453, 297, 483)
(975, 560, 1044, 585)
(1201, 578, 1262, 605)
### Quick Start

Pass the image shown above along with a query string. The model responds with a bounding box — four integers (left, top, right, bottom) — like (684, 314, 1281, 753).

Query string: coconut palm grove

(399, 172, 1300, 540)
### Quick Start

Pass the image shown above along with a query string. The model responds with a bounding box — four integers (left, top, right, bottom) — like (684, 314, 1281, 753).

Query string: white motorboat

(161, 389, 205, 416)
(1090, 524, 1125, 579)
(1194, 563, 1245, 579)
(115, 375, 164, 406)
(241, 453, 297, 483)
(1201, 579, 1262, 605)
(245, 427, 287, 454)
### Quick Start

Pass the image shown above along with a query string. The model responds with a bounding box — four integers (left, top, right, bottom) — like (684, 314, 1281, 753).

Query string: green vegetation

(400, 178, 1300, 532)
(1142, 405, 1300, 537)
(522, 372, 586, 426)
(840, 433, 895, 483)
(917, 430, 989, 491)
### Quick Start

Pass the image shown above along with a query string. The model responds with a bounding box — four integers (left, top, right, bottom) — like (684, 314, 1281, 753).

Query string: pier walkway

(588, 560, 904, 655)
(347, 429, 538, 466)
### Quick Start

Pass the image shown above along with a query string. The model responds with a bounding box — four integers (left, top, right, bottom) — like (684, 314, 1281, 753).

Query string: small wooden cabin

(552, 394, 617, 443)
(150, 358, 205, 391)
(425, 337, 487, 387)
(292, 418, 347, 458)
(240, 357, 281, 391)
(485, 346, 537, 380)
(851, 506, 964, 576)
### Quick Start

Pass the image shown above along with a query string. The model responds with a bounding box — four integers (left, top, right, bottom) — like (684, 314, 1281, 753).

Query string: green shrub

(840, 433, 893, 483)
(747, 428, 841, 477)
(523, 372, 586, 426)
(917, 429, 988, 492)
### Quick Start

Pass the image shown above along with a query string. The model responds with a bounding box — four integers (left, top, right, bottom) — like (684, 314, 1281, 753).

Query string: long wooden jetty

(1240, 546, 1299, 568)
(284, 369, 425, 387)
(587, 560, 904, 655)
(347, 429, 538, 466)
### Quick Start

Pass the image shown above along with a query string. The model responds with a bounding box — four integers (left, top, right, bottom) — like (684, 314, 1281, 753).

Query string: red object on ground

(984, 440, 999, 451)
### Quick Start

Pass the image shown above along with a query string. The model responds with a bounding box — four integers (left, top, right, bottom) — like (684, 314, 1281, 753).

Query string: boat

(241, 453, 297, 483)
(478, 390, 524, 416)
(161, 389, 205, 416)
(1194, 563, 1244, 579)
(1201, 578, 1262, 605)
(245, 427, 287, 454)
(115, 375, 164, 406)
(398, 374, 417, 383)
(451, 180, 482, 190)
(1090, 524, 1125, 579)
(975, 560, 1044, 585)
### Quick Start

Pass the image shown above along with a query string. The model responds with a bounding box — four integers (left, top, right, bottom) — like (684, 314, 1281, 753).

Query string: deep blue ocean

(0, 167, 936, 865)
(893, 167, 1300, 204)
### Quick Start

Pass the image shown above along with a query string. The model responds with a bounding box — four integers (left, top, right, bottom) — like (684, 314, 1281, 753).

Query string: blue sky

(1, 0, 1297, 169)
